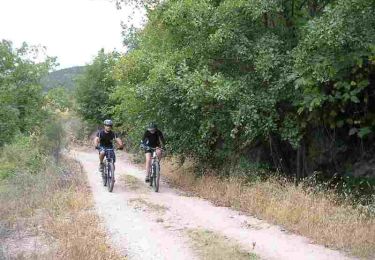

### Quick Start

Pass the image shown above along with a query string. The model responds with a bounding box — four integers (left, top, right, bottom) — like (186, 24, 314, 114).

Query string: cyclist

(141, 122, 165, 183)
(94, 119, 124, 173)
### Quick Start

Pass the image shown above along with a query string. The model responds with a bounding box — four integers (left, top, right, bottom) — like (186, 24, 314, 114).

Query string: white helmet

(103, 119, 113, 126)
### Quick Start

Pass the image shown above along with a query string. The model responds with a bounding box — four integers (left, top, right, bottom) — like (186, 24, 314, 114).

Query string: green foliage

(294, 0, 375, 137)
(0, 39, 66, 180)
(78, 0, 375, 177)
(0, 162, 16, 180)
(45, 87, 73, 112)
(0, 40, 55, 146)
(75, 49, 120, 124)
(0, 116, 67, 180)
(340, 176, 375, 204)
(304, 172, 375, 211)
(0, 135, 43, 179)
(108, 0, 299, 164)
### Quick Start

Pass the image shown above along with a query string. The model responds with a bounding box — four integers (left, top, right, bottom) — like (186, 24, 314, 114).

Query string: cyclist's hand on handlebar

(158, 147, 167, 156)
(95, 145, 100, 150)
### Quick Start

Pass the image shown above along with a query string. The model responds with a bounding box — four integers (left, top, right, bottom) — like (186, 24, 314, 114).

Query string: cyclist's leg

(145, 151, 152, 182)
(156, 148, 163, 161)
(98, 147, 105, 172)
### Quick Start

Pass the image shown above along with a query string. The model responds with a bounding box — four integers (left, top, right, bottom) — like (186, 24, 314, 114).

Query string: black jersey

(97, 129, 118, 148)
(142, 129, 165, 148)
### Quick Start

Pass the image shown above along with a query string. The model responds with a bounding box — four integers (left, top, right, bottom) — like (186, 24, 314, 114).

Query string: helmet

(147, 122, 157, 130)
(103, 119, 113, 126)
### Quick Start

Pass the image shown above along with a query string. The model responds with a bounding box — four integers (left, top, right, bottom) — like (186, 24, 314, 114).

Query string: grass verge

(163, 158, 375, 259)
(0, 156, 124, 260)
(187, 229, 258, 260)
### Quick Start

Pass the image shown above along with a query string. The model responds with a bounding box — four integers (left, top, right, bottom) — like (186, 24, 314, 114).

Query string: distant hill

(41, 66, 86, 91)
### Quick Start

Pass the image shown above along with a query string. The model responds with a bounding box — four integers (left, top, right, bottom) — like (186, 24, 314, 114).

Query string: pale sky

(0, 0, 145, 69)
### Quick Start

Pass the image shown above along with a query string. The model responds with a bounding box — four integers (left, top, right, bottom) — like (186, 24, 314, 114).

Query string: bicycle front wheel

(149, 163, 154, 187)
(102, 164, 107, 187)
(153, 162, 160, 192)
(107, 162, 115, 192)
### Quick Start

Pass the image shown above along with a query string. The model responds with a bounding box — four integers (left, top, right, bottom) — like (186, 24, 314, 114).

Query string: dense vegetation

(76, 49, 119, 124)
(0, 40, 55, 147)
(76, 0, 374, 186)
(0, 40, 70, 179)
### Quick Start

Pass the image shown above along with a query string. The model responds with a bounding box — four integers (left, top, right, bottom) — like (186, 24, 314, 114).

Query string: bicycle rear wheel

(107, 162, 115, 192)
(153, 162, 160, 192)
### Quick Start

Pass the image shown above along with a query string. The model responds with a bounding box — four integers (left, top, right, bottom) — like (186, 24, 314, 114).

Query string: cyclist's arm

(141, 131, 148, 144)
(94, 136, 100, 148)
(115, 137, 124, 149)
(158, 131, 165, 149)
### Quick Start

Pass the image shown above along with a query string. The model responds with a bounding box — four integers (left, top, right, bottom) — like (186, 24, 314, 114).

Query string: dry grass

(163, 158, 375, 259)
(187, 229, 258, 260)
(44, 178, 123, 259)
(0, 156, 124, 260)
(119, 174, 147, 192)
(128, 197, 169, 213)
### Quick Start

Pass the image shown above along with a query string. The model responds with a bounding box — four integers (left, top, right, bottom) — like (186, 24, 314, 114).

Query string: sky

(0, 0, 145, 69)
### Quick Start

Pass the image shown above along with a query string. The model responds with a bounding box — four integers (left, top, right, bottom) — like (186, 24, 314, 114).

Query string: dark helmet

(147, 122, 157, 130)
(103, 119, 113, 126)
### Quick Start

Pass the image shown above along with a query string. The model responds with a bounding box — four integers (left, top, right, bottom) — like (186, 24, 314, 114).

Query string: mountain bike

(141, 144, 163, 192)
(100, 148, 116, 192)
(148, 147, 162, 192)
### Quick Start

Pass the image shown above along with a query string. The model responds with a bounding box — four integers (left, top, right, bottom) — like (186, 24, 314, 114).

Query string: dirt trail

(70, 149, 357, 260)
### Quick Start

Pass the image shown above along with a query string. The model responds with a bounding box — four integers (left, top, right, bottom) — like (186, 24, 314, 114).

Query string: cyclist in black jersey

(94, 119, 124, 172)
(141, 122, 165, 182)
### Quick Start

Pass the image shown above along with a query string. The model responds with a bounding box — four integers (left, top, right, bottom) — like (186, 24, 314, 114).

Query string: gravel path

(70, 149, 357, 260)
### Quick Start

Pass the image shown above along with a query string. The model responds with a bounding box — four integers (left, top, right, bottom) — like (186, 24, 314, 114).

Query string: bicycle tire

(150, 163, 155, 187)
(153, 162, 160, 192)
(102, 164, 107, 187)
(107, 162, 115, 192)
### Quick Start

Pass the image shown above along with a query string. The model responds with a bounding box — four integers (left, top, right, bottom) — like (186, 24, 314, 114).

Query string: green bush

(0, 40, 54, 146)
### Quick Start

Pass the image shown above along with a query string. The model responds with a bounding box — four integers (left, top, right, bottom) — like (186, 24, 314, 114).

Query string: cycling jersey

(142, 129, 165, 148)
(96, 129, 118, 148)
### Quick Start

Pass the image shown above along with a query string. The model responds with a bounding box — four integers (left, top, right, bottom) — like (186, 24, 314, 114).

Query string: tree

(86, 0, 375, 177)
(0, 40, 55, 146)
(45, 87, 73, 112)
(75, 49, 120, 124)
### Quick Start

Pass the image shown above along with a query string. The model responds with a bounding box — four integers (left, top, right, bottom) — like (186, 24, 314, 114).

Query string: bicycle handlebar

(95, 147, 123, 151)
(140, 144, 165, 152)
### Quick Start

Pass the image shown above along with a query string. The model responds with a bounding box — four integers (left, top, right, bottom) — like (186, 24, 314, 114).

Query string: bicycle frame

(151, 150, 159, 169)
(147, 147, 162, 192)
(102, 148, 116, 192)
(104, 148, 115, 163)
